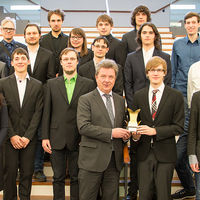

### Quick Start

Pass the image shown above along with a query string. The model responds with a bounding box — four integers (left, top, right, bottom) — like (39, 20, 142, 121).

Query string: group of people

(0, 4, 199, 200)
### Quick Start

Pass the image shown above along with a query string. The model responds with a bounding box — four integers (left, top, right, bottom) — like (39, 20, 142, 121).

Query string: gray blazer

(77, 89, 126, 172)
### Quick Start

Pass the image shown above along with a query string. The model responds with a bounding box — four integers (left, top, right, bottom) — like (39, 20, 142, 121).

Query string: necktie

(103, 94, 114, 127)
(152, 89, 158, 120)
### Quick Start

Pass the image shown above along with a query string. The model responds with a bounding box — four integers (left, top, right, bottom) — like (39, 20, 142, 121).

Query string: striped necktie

(152, 89, 159, 120)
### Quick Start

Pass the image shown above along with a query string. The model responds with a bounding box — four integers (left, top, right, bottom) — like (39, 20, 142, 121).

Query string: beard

(64, 69, 76, 75)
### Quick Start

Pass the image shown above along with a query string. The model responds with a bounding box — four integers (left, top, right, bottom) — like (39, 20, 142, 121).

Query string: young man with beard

(0, 17, 27, 77)
(79, 36, 123, 96)
(40, 9, 68, 75)
(42, 48, 94, 200)
(24, 23, 56, 182)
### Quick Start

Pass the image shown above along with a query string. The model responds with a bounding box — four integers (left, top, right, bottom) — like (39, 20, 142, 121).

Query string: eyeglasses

(2, 27, 15, 32)
(70, 36, 83, 40)
(93, 44, 107, 49)
(148, 69, 165, 73)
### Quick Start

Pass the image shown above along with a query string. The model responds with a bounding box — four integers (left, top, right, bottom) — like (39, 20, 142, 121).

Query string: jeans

(195, 172, 200, 200)
(175, 97, 195, 192)
(34, 124, 44, 172)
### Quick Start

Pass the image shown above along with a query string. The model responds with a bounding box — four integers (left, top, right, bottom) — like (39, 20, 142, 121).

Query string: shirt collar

(28, 46, 39, 54)
(2, 39, 15, 46)
(149, 82, 165, 94)
(142, 46, 155, 55)
(97, 87, 113, 97)
(63, 73, 77, 82)
(186, 33, 200, 44)
(50, 31, 63, 39)
(15, 72, 30, 81)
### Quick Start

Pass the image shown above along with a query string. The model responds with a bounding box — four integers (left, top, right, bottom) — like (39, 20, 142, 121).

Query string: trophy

(127, 108, 141, 132)
(123, 108, 140, 164)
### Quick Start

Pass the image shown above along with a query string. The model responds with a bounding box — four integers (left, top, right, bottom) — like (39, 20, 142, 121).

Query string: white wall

(40, 0, 170, 27)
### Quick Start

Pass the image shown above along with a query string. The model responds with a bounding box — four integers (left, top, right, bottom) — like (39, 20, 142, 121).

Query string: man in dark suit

(96, 14, 126, 69)
(24, 23, 56, 181)
(188, 91, 200, 200)
(131, 56, 184, 200)
(0, 48, 43, 200)
(40, 9, 68, 75)
(124, 22, 172, 200)
(42, 48, 94, 200)
(77, 59, 131, 200)
(79, 36, 123, 96)
(0, 17, 27, 77)
(122, 5, 151, 55)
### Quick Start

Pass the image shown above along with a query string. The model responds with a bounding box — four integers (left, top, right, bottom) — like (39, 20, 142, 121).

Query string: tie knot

(152, 89, 159, 95)
(103, 94, 111, 99)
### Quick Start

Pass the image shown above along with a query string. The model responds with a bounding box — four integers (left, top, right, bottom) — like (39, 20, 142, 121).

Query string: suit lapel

(137, 50, 146, 79)
(154, 86, 169, 120)
(113, 93, 121, 127)
(9, 74, 20, 110)
(93, 89, 112, 125)
(57, 76, 69, 104)
(32, 47, 42, 74)
(70, 75, 83, 103)
(89, 62, 96, 81)
(143, 87, 152, 121)
(21, 78, 33, 109)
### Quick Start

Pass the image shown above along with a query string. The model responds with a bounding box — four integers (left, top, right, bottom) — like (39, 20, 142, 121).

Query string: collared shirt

(28, 46, 39, 72)
(142, 46, 155, 67)
(187, 61, 200, 108)
(148, 83, 165, 114)
(97, 87, 115, 117)
(15, 72, 30, 107)
(171, 35, 200, 97)
(93, 58, 105, 71)
(64, 74, 77, 103)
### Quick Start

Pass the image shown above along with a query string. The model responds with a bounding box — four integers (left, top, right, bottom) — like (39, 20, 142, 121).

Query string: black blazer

(188, 91, 200, 162)
(40, 32, 69, 73)
(42, 75, 95, 151)
(77, 89, 126, 172)
(28, 46, 56, 84)
(124, 48, 172, 109)
(132, 86, 184, 163)
(0, 74, 43, 141)
(105, 34, 126, 69)
(78, 60, 124, 96)
(122, 29, 138, 55)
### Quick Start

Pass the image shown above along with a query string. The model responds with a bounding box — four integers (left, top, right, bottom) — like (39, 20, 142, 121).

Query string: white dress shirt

(142, 47, 155, 67)
(187, 61, 200, 108)
(15, 73, 30, 107)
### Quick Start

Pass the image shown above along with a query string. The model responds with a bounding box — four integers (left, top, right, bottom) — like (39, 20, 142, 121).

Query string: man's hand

(42, 139, 52, 154)
(136, 125, 156, 136)
(10, 135, 24, 149)
(21, 137, 30, 148)
(132, 131, 141, 141)
(112, 128, 131, 140)
(190, 163, 200, 173)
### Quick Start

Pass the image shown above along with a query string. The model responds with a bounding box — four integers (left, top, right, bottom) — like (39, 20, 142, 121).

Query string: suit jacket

(0, 40, 27, 77)
(78, 60, 124, 96)
(28, 46, 56, 84)
(124, 48, 172, 109)
(105, 34, 126, 69)
(132, 85, 184, 163)
(77, 89, 126, 172)
(122, 29, 138, 55)
(188, 91, 200, 162)
(0, 74, 43, 141)
(40, 32, 68, 73)
(42, 75, 95, 151)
